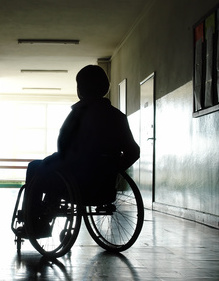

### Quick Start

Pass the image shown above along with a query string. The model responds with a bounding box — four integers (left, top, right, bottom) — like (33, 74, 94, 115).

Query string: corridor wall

(110, 0, 219, 228)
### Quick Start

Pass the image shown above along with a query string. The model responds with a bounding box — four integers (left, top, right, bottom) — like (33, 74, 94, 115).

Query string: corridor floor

(0, 188, 219, 281)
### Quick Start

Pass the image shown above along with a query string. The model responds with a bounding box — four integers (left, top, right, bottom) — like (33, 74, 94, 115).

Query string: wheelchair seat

(78, 178, 117, 206)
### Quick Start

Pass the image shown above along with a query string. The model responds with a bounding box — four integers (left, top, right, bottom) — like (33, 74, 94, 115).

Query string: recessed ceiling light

(18, 39, 80, 44)
(21, 70, 68, 73)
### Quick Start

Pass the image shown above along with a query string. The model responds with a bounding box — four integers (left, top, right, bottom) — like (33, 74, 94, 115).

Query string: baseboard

(153, 202, 219, 229)
(0, 181, 23, 188)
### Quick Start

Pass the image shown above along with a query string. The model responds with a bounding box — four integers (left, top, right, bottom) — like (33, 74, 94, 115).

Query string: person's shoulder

(102, 99, 127, 121)
(71, 100, 81, 109)
(72, 100, 90, 112)
(104, 99, 125, 114)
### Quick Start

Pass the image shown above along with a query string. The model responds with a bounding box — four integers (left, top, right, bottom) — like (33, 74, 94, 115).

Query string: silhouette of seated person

(25, 65, 140, 208)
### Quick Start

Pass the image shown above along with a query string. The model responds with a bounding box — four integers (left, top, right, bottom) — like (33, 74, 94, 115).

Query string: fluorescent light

(18, 39, 80, 44)
(21, 70, 68, 73)
(22, 88, 61, 90)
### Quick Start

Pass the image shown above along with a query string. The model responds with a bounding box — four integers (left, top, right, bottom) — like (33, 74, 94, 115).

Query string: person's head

(76, 65, 109, 99)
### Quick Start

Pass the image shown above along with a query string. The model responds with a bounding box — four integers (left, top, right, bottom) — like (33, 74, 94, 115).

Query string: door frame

(140, 72, 156, 203)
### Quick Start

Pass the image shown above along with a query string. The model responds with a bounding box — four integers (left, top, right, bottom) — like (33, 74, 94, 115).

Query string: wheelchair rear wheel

(83, 172, 144, 252)
(24, 172, 82, 258)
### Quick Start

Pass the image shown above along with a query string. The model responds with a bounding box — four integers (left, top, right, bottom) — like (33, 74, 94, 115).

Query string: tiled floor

(1, 188, 219, 280)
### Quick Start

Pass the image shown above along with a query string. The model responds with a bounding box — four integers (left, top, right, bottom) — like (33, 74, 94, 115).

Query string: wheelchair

(11, 171, 144, 258)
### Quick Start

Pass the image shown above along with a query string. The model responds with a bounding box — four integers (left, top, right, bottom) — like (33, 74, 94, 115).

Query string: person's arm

(57, 110, 75, 155)
(119, 116, 140, 171)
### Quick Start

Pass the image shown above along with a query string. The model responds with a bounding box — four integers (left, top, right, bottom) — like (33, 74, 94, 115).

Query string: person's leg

(24, 158, 56, 238)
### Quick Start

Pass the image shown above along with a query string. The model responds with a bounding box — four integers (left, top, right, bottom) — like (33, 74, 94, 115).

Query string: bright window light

(0, 101, 72, 181)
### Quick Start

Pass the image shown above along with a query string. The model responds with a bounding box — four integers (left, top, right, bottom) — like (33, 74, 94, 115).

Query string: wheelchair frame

(11, 172, 144, 258)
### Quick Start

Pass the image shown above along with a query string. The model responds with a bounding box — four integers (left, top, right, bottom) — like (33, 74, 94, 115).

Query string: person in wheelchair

(24, 65, 140, 237)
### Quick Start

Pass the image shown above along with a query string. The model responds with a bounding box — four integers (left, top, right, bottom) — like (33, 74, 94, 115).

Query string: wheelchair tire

(83, 172, 144, 252)
(24, 172, 82, 258)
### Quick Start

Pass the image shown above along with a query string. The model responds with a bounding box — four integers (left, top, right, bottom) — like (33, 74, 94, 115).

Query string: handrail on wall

(0, 158, 34, 169)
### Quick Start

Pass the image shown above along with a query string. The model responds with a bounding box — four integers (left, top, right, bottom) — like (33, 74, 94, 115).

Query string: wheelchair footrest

(15, 222, 52, 239)
(15, 226, 28, 239)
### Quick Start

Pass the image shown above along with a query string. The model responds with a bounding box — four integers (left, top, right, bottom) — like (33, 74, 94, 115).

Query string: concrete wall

(110, 0, 219, 228)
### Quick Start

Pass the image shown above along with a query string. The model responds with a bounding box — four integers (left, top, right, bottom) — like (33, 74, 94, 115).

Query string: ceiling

(0, 0, 148, 103)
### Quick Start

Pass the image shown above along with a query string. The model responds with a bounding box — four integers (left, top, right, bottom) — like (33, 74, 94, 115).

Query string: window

(0, 101, 71, 181)
(193, 5, 219, 117)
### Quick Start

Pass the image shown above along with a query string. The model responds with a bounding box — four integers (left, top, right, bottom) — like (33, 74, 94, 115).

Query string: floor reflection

(11, 250, 140, 280)
(81, 251, 140, 280)
(1, 188, 218, 281)
(13, 255, 72, 280)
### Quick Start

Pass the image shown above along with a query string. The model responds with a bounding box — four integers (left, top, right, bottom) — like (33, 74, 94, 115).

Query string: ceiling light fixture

(18, 39, 80, 45)
(22, 87, 61, 90)
(21, 70, 68, 73)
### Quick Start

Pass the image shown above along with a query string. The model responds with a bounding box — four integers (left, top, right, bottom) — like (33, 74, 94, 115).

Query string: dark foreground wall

(110, 0, 219, 228)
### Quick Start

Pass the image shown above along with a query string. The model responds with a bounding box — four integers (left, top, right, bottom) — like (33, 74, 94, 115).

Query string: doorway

(140, 73, 155, 208)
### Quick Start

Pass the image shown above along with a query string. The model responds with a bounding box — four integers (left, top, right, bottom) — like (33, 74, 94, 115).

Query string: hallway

(1, 188, 219, 280)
